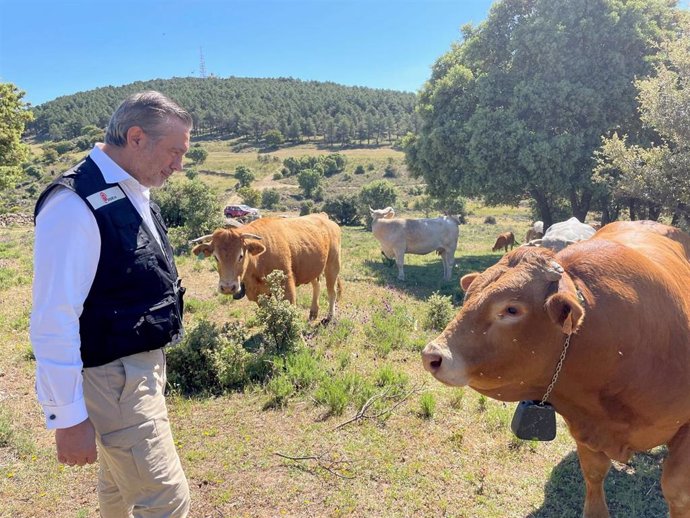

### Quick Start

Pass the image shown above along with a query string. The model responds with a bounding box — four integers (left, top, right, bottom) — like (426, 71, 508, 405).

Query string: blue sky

(0, 0, 495, 106)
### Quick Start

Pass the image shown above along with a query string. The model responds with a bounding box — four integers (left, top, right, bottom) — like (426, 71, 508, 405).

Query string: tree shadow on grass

(361, 254, 500, 302)
(527, 449, 666, 518)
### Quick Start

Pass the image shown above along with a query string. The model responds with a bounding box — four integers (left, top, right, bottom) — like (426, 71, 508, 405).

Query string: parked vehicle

(224, 204, 261, 223)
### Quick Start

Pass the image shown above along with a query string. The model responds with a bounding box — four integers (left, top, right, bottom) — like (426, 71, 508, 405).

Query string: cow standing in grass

(192, 213, 342, 322)
(491, 231, 519, 253)
(422, 220, 690, 518)
(369, 207, 460, 281)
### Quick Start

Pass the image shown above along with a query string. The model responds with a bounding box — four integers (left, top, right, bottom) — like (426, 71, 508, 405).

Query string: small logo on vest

(86, 186, 126, 210)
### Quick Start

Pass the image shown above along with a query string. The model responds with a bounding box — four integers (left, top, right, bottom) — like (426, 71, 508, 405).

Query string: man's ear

(191, 243, 213, 257)
(126, 126, 145, 148)
(245, 241, 266, 256)
(545, 292, 584, 334)
(460, 272, 480, 291)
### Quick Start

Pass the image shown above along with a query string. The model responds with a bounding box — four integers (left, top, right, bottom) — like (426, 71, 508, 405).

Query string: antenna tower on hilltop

(199, 47, 207, 79)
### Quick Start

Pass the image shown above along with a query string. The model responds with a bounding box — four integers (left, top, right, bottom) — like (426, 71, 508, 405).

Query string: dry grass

(0, 152, 668, 517)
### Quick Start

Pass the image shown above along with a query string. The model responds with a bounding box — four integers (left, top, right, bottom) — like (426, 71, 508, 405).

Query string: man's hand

(55, 418, 97, 466)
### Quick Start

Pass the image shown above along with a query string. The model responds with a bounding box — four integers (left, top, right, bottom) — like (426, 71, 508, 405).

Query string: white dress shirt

(30, 144, 162, 429)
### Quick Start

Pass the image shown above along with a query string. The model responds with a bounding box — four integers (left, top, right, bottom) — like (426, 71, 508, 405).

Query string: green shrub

(365, 304, 415, 356)
(261, 188, 281, 209)
(313, 377, 349, 416)
(264, 374, 294, 409)
(418, 393, 436, 419)
(299, 200, 315, 216)
(354, 164, 365, 175)
(322, 195, 360, 226)
(186, 146, 208, 165)
(424, 292, 455, 331)
(166, 319, 256, 395)
(284, 348, 324, 390)
(359, 180, 398, 228)
(238, 186, 261, 207)
(374, 364, 409, 396)
(253, 270, 304, 356)
(235, 165, 255, 188)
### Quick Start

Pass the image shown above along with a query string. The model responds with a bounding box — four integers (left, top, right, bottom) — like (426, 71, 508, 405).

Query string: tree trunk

(569, 187, 592, 222)
(629, 199, 637, 221)
(647, 202, 662, 221)
(532, 189, 553, 230)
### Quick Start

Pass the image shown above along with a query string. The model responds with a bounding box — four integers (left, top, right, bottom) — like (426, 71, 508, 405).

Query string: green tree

(186, 146, 208, 166)
(235, 165, 255, 188)
(298, 169, 323, 199)
(0, 83, 34, 190)
(595, 32, 690, 225)
(261, 188, 281, 209)
(322, 195, 360, 226)
(263, 129, 284, 148)
(405, 0, 683, 229)
(238, 186, 261, 207)
(359, 180, 398, 228)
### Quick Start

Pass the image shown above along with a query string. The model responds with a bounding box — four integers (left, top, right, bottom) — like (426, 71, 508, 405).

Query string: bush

(359, 180, 398, 229)
(424, 292, 455, 331)
(418, 393, 436, 419)
(383, 163, 399, 178)
(322, 195, 360, 226)
(313, 377, 349, 416)
(299, 200, 315, 216)
(235, 165, 255, 188)
(253, 270, 304, 356)
(238, 186, 261, 207)
(484, 216, 497, 225)
(354, 164, 365, 175)
(186, 146, 208, 165)
(261, 188, 281, 209)
(298, 169, 323, 199)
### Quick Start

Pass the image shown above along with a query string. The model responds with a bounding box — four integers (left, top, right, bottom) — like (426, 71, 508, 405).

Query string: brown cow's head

(422, 246, 584, 402)
(192, 228, 265, 297)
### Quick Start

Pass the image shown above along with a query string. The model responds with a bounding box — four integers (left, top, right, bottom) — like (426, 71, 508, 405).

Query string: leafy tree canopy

(405, 0, 685, 228)
(0, 83, 34, 190)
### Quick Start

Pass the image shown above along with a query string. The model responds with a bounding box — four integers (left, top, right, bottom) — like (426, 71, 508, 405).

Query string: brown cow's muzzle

(218, 280, 245, 299)
(421, 342, 445, 375)
(421, 341, 469, 386)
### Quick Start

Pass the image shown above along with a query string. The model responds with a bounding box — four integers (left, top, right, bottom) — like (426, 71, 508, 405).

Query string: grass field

(0, 143, 669, 518)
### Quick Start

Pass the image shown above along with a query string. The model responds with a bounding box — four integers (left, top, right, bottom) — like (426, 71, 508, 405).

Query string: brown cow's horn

(545, 261, 564, 281)
(240, 233, 263, 240)
(188, 233, 214, 244)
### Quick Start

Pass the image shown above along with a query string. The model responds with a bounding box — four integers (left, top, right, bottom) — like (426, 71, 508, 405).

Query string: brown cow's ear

(460, 273, 480, 291)
(245, 241, 266, 256)
(191, 243, 213, 257)
(545, 292, 584, 335)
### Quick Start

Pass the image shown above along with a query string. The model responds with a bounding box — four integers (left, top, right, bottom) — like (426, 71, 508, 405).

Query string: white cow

(369, 207, 460, 281)
(525, 216, 596, 252)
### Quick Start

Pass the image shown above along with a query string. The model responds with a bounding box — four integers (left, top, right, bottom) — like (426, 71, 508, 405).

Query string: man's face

(130, 119, 190, 188)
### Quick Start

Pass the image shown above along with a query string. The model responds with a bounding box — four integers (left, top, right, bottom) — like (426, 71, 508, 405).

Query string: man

(30, 91, 192, 517)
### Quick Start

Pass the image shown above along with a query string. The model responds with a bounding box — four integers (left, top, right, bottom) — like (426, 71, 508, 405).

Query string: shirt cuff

(41, 398, 89, 430)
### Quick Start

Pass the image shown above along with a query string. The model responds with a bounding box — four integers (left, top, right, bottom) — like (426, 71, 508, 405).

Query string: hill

(27, 76, 417, 145)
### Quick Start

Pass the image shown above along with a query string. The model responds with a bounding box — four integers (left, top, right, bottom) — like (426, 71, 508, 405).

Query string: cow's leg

(284, 276, 297, 305)
(308, 278, 320, 321)
(662, 424, 690, 518)
(576, 442, 611, 518)
(323, 268, 339, 323)
(394, 248, 405, 280)
(439, 250, 450, 281)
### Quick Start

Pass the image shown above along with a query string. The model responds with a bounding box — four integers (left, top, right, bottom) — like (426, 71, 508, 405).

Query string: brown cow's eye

(238, 253, 243, 262)
(506, 306, 519, 315)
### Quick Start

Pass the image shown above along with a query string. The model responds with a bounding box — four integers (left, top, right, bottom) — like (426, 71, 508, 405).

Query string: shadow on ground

(527, 449, 666, 518)
(362, 254, 500, 302)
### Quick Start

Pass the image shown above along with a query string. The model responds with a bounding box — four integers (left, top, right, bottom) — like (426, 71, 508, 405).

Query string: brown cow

(422, 220, 690, 518)
(491, 231, 518, 253)
(192, 213, 342, 321)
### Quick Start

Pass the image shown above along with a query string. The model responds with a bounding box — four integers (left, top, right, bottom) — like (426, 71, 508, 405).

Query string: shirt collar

(89, 143, 150, 197)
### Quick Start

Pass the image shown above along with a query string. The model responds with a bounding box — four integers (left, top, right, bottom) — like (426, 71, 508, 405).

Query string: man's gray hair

(105, 91, 193, 147)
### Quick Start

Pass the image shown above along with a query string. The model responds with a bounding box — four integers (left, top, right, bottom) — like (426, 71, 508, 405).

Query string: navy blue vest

(34, 157, 185, 368)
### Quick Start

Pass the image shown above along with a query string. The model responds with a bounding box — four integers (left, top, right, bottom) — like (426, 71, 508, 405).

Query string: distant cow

(526, 217, 595, 252)
(422, 220, 690, 518)
(369, 207, 460, 281)
(192, 213, 342, 321)
(491, 231, 519, 253)
(525, 221, 544, 242)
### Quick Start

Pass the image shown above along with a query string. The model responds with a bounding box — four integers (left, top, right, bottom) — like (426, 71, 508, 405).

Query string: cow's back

(375, 217, 458, 254)
(246, 214, 340, 285)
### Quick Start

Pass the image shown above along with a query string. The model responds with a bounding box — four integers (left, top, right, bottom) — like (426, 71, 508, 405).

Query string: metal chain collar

(540, 332, 572, 405)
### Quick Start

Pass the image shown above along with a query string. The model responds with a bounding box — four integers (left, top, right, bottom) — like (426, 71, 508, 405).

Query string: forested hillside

(27, 76, 417, 145)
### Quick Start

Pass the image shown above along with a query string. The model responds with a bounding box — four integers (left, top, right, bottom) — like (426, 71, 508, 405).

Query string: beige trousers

(82, 349, 190, 518)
